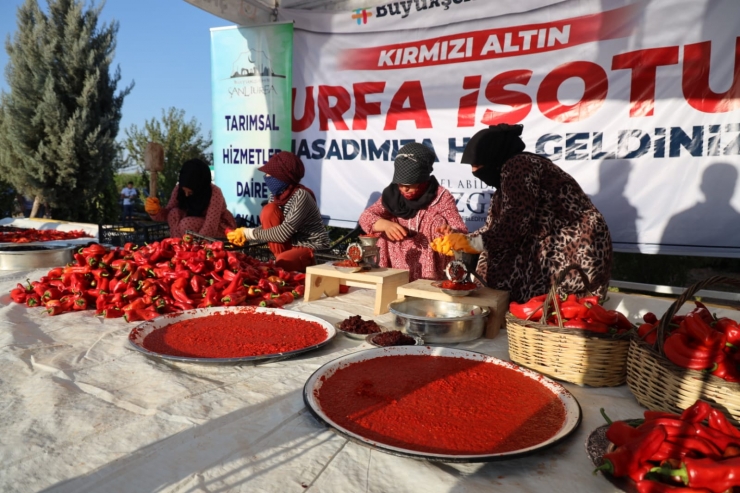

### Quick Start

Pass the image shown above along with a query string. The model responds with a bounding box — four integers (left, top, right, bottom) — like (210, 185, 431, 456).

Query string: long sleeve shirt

(251, 188, 331, 250)
(358, 186, 467, 281)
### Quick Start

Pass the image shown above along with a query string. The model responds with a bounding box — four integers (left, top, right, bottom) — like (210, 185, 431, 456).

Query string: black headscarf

(460, 124, 526, 189)
(177, 159, 212, 217)
(381, 143, 439, 219)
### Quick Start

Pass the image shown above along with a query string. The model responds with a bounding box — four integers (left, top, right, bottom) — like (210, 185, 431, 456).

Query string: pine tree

(123, 107, 212, 203)
(0, 0, 133, 222)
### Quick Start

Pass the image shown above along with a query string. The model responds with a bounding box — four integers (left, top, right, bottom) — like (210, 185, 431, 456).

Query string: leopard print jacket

(470, 153, 613, 303)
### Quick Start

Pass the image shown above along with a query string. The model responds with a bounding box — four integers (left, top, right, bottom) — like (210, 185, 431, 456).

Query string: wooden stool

(304, 264, 409, 315)
(396, 279, 510, 339)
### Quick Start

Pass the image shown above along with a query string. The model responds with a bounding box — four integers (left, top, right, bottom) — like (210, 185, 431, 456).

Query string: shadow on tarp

(39, 388, 337, 493)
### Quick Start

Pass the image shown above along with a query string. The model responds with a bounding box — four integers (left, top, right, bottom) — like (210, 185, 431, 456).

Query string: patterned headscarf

(461, 124, 526, 189)
(258, 151, 316, 206)
(391, 142, 436, 184)
(382, 143, 440, 220)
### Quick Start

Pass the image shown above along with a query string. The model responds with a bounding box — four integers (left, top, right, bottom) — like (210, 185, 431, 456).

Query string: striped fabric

(252, 188, 331, 250)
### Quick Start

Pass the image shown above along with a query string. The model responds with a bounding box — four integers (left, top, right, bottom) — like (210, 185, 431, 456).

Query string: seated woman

(227, 151, 330, 272)
(453, 123, 613, 302)
(359, 143, 467, 282)
(145, 158, 236, 238)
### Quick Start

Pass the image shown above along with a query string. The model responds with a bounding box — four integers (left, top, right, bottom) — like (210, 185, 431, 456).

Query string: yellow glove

(145, 197, 161, 215)
(226, 227, 248, 247)
(430, 233, 480, 256)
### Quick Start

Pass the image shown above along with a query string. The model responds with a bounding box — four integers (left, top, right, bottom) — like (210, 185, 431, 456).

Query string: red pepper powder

(142, 312, 328, 358)
(317, 355, 566, 455)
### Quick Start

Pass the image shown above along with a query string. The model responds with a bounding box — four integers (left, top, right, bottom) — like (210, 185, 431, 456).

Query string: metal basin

(388, 298, 490, 343)
(0, 245, 74, 270)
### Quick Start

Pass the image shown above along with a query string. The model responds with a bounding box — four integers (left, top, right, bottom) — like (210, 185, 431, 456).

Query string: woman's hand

(373, 218, 408, 242)
(436, 224, 453, 236)
(145, 197, 161, 216)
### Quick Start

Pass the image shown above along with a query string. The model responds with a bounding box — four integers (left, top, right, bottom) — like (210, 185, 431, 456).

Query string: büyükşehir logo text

(354, 0, 476, 24)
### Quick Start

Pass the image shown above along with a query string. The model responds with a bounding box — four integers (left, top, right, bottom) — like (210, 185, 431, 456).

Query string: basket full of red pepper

(506, 265, 632, 387)
(627, 276, 740, 426)
(8, 236, 307, 322)
(592, 400, 740, 493)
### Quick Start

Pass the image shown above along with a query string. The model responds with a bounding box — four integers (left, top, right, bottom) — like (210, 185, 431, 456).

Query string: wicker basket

(626, 276, 740, 424)
(506, 265, 631, 387)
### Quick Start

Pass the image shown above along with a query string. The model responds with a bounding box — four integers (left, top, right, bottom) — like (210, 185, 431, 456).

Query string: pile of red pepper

(638, 302, 740, 383)
(597, 400, 740, 493)
(0, 226, 92, 243)
(509, 293, 633, 334)
(9, 236, 306, 322)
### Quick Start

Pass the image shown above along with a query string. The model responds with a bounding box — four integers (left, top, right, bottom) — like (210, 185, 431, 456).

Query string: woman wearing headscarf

(145, 158, 236, 238)
(359, 142, 467, 282)
(227, 151, 330, 272)
(444, 123, 612, 302)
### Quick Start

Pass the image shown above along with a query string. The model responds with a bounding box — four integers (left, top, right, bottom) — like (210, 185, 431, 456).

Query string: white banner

(279, 0, 740, 257)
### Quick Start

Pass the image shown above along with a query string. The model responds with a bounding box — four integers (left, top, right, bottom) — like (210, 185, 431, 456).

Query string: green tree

(0, 0, 132, 222)
(122, 107, 212, 203)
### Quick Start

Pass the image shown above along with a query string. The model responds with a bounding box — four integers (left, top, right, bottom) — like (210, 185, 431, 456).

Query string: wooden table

(304, 263, 409, 315)
(396, 279, 510, 339)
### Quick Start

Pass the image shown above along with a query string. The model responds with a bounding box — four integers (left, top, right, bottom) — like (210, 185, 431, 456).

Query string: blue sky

(0, 0, 233, 143)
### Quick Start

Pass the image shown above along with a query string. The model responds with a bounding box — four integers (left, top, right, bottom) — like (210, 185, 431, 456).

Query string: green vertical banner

(210, 22, 293, 226)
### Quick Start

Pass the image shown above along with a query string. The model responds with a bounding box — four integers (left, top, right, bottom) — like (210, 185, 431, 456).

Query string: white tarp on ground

(2, 265, 738, 492)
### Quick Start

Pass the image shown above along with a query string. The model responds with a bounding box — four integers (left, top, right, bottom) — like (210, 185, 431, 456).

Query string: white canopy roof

(183, 0, 382, 25)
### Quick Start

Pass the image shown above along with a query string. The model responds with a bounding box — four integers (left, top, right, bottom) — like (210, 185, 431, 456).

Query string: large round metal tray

(128, 306, 336, 364)
(304, 346, 582, 462)
(0, 244, 74, 271)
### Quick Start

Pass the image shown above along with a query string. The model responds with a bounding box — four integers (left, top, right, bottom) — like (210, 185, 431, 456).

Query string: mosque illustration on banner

(231, 48, 285, 79)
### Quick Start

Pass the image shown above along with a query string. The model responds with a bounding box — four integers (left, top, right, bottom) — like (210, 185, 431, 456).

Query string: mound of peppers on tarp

(509, 293, 634, 334)
(8, 236, 305, 322)
(638, 302, 740, 383)
(0, 225, 92, 243)
(597, 400, 740, 493)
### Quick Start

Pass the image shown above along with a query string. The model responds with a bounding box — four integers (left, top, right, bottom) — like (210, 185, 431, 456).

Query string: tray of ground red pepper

(127, 306, 336, 364)
(304, 345, 582, 462)
(588, 400, 740, 493)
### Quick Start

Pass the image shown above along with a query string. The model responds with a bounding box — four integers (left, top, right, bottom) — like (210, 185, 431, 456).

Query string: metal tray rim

(303, 346, 582, 462)
(127, 306, 336, 364)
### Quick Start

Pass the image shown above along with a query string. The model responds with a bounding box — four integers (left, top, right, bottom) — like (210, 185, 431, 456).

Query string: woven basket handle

(656, 276, 740, 354)
(541, 264, 594, 327)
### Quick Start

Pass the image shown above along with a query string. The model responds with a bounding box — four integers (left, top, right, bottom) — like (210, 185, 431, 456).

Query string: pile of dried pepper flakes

(638, 302, 740, 383)
(596, 400, 740, 493)
(8, 236, 306, 322)
(509, 293, 634, 335)
(0, 226, 92, 243)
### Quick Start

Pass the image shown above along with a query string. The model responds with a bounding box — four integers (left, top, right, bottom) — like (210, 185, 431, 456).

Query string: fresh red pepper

(635, 480, 711, 493)
(26, 295, 40, 307)
(606, 421, 644, 447)
(664, 333, 722, 371)
(638, 322, 659, 345)
(707, 408, 740, 438)
(586, 303, 619, 326)
(596, 425, 667, 478)
(221, 290, 247, 306)
(651, 456, 740, 492)
(560, 301, 589, 320)
(683, 314, 725, 349)
(681, 401, 713, 424)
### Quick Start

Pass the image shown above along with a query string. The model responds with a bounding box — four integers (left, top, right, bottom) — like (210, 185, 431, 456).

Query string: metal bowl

(0, 244, 74, 271)
(388, 298, 490, 343)
(365, 331, 424, 347)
